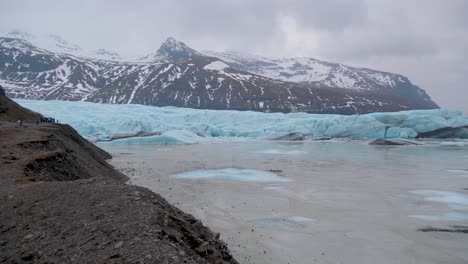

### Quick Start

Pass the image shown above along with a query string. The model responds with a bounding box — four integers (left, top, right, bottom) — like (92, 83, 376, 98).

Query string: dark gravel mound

(0, 101, 237, 263)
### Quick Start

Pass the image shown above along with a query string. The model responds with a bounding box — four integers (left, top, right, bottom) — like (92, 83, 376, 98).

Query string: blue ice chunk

(410, 213, 468, 222)
(411, 190, 468, 206)
(444, 212, 468, 221)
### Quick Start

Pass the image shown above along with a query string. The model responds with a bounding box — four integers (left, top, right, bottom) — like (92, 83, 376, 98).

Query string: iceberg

(410, 190, 468, 207)
(15, 99, 468, 142)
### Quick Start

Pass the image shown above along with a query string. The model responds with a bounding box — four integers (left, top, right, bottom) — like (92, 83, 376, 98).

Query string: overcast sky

(1, 0, 467, 112)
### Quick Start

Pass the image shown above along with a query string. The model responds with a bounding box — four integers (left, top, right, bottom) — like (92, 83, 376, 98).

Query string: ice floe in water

(446, 169, 468, 175)
(410, 213, 468, 222)
(256, 149, 308, 155)
(439, 142, 467, 147)
(253, 216, 316, 228)
(170, 168, 290, 182)
(410, 190, 468, 221)
(264, 184, 285, 190)
(411, 190, 468, 206)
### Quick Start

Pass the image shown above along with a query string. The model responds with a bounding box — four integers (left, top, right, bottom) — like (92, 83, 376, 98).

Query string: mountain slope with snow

(0, 33, 439, 114)
(205, 51, 407, 89)
(204, 50, 436, 107)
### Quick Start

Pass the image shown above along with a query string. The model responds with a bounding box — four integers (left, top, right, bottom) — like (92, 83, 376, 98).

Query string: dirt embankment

(0, 89, 238, 263)
(0, 85, 42, 122)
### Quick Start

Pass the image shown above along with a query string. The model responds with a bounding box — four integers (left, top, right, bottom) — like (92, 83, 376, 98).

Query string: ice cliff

(16, 100, 468, 143)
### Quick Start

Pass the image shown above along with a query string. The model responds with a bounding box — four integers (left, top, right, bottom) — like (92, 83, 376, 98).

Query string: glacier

(15, 99, 468, 143)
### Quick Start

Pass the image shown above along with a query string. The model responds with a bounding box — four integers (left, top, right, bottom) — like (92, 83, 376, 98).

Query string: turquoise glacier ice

(16, 99, 468, 143)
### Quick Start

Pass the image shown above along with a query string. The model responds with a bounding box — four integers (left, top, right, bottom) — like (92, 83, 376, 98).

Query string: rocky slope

(0, 32, 439, 114)
(88, 57, 437, 114)
(0, 85, 42, 122)
(205, 51, 436, 106)
(0, 91, 237, 263)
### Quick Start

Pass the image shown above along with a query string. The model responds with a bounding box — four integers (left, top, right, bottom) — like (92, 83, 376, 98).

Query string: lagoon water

(101, 140, 468, 264)
(15, 99, 468, 263)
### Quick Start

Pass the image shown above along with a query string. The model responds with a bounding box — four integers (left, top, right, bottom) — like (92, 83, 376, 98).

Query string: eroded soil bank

(0, 122, 237, 264)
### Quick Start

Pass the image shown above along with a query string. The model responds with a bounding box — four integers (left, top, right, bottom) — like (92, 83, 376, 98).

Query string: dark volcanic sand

(0, 122, 237, 264)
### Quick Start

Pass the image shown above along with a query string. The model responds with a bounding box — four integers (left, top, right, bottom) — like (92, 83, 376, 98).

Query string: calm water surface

(101, 140, 468, 264)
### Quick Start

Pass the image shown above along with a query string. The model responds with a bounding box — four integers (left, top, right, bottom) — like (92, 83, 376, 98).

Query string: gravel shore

(0, 87, 237, 263)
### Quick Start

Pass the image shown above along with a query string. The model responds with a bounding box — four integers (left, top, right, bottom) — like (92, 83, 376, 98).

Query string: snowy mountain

(4, 31, 123, 61)
(204, 51, 436, 107)
(137, 37, 203, 62)
(0, 34, 439, 114)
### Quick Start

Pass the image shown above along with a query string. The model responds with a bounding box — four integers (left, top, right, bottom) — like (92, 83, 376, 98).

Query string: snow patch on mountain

(204, 61, 229, 71)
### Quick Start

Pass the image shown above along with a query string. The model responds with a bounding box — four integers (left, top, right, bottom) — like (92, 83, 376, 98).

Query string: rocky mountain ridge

(0, 32, 439, 114)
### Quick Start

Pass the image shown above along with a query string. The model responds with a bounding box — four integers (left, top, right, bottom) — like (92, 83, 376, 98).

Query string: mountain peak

(160, 37, 189, 50)
(156, 37, 201, 61)
(138, 37, 202, 62)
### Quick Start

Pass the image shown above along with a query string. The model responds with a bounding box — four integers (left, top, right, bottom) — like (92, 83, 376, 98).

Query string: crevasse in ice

(16, 100, 468, 143)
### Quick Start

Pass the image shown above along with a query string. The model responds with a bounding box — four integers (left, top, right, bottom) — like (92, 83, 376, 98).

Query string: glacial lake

(101, 140, 468, 264)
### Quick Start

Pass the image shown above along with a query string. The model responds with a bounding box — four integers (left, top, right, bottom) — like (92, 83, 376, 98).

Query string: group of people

(40, 117, 58, 123)
(31, 117, 59, 126)
(16, 117, 59, 127)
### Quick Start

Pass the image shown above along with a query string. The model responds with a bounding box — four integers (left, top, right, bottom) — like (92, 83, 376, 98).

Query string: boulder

(271, 132, 305, 141)
(369, 138, 420, 146)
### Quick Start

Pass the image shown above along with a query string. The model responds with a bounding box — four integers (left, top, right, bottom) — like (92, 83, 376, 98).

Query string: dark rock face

(0, 36, 439, 114)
